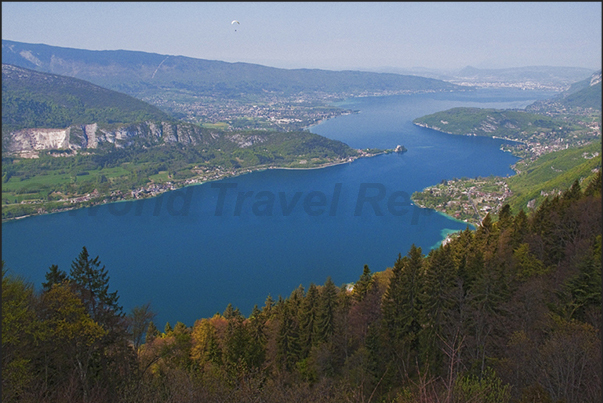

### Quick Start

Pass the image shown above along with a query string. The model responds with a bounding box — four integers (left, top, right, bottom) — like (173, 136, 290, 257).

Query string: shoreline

(2, 151, 390, 224)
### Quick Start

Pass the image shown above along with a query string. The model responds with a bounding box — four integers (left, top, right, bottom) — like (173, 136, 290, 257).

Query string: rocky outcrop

(590, 71, 601, 87)
(5, 127, 71, 157)
(1, 121, 255, 158)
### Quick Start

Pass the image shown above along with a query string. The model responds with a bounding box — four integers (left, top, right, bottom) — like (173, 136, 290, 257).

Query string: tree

(37, 283, 106, 400)
(69, 246, 122, 327)
(67, 247, 134, 400)
(420, 244, 457, 376)
(263, 294, 275, 318)
(191, 318, 222, 366)
(41, 264, 68, 292)
(146, 321, 160, 343)
(2, 268, 40, 402)
(298, 283, 319, 359)
(315, 277, 338, 345)
(353, 264, 373, 302)
(382, 245, 424, 378)
(127, 302, 157, 350)
(497, 204, 513, 232)
(276, 302, 301, 371)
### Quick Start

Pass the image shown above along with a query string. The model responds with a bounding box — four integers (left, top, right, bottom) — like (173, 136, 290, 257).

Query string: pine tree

(146, 321, 159, 343)
(583, 170, 602, 197)
(353, 264, 373, 302)
(247, 305, 267, 369)
(263, 294, 274, 317)
(299, 283, 319, 358)
(66, 247, 133, 399)
(288, 284, 305, 319)
(276, 302, 301, 370)
(382, 245, 424, 377)
(42, 264, 68, 292)
(419, 244, 457, 375)
(69, 246, 122, 327)
(223, 303, 241, 319)
(496, 204, 513, 232)
(315, 277, 338, 345)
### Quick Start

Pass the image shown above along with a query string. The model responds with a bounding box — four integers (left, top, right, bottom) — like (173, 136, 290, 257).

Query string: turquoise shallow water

(1, 88, 556, 327)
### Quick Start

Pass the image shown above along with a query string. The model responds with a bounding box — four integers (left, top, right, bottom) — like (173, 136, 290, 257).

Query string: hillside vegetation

(554, 70, 602, 110)
(1, 129, 363, 220)
(413, 107, 577, 141)
(1, 63, 372, 221)
(2, 64, 170, 133)
(3, 176, 600, 402)
(507, 140, 601, 211)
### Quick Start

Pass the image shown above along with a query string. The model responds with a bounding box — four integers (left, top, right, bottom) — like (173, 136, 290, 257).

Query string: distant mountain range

(554, 70, 602, 109)
(454, 65, 596, 84)
(367, 65, 597, 89)
(526, 70, 602, 111)
(1, 40, 462, 101)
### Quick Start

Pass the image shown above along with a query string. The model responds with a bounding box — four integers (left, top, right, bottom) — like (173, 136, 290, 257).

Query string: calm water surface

(1, 88, 556, 327)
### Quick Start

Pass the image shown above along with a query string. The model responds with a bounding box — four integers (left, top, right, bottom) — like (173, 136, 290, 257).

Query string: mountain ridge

(2, 39, 462, 99)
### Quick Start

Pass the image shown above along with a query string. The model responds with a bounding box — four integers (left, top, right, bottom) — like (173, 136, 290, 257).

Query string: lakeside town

(412, 176, 512, 227)
(4, 148, 392, 221)
(142, 89, 448, 132)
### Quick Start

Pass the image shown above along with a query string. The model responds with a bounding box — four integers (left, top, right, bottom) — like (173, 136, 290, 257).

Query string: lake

(1, 88, 556, 327)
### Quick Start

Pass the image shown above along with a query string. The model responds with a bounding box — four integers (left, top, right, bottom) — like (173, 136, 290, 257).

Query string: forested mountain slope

(2, 64, 170, 134)
(3, 173, 601, 402)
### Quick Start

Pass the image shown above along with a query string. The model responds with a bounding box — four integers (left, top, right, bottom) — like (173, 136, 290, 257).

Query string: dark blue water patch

(1, 164, 468, 328)
(2, 88, 555, 328)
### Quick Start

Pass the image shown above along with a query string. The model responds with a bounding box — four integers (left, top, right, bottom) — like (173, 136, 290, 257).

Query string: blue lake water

(1, 88, 556, 327)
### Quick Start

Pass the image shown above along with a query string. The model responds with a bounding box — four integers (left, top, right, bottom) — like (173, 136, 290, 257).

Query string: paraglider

(231, 20, 240, 31)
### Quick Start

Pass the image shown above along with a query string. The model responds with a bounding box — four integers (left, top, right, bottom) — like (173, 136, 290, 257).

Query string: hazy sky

(2, 2, 601, 71)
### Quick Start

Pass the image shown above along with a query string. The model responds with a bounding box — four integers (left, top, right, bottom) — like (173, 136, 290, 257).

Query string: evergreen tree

(263, 294, 274, 317)
(509, 209, 529, 249)
(561, 179, 582, 205)
(146, 321, 159, 343)
(315, 277, 338, 345)
(223, 316, 251, 370)
(560, 234, 602, 323)
(42, 264, 68, 292)
(67, 247, 133, 399)
(299, 283, 319, 358)
(382, 245, 424, 377)
(497, 204, 513, 232)
(69, 246, 122, 326)
(247, 305, 267, 369)
(353, 264, 373, 302)
(276, 302, 301, 371)
(419, 244, 457, 375)
(223, 303, 242, 320)
(288, 284, 305, 319)
(475, 213, 495, 249)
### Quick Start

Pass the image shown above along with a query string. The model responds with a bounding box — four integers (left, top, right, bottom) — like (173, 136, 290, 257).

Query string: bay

(1, 88, 557, 327)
